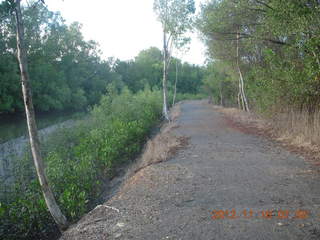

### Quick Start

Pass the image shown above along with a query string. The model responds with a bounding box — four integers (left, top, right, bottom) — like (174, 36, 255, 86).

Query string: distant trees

(0, 2, 203, 116)
(114, 47, 203, 96)
(202, 62, 237, 106)
(153, 0, 196, 120)
(114, 47, 163, 92)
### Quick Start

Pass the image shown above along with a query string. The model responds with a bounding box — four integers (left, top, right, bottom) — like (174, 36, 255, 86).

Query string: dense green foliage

(0, 2, 116, 113)
(0, 88, 162, 239)
(198, 0, 320, 113)
(114, 47, 204, 95)
(0, 2, 203, 114)
(202, 62, 237, 106)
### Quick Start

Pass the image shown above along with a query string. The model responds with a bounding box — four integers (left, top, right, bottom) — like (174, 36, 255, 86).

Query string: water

(0, 111, 83, 186)
(0, 111, 82, 144)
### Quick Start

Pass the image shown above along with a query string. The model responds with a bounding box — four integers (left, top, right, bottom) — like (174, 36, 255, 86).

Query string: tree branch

(254, 0, 274, 11)
(209, 30, 289, 46)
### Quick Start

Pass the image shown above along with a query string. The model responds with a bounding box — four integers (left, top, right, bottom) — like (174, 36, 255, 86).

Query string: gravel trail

(62, 100, 320, 240)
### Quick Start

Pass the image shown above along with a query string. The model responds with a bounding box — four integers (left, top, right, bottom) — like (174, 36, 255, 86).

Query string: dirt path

(62, 100, 320, 240)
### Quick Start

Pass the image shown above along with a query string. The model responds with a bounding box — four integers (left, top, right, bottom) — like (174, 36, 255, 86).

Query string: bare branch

(254, 0, 274, 11)
(209, 30, 289, 46)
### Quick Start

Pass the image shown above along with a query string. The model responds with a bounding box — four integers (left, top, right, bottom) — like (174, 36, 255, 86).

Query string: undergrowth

(0, 87, 163, 239)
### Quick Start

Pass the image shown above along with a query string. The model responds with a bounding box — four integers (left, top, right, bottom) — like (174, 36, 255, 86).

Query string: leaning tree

(0, 0, 68, 230)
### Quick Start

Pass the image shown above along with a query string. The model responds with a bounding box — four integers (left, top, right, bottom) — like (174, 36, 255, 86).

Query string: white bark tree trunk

(238, 66, 249, 111)
(14, 0, 68, 231)
(236, 31, 249, 112)
(237, 89, 241, 109)
(238, 82, 245, 110)
(162, 28, 170, 121)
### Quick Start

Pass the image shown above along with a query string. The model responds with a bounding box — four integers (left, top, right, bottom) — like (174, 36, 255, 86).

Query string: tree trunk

(162, 28, 170, 121)
(238, 66, 249, 111)
(14, 0, 68, 231)
(219, 81, 223, 106)
(236, 31, 249, 112)
(172, 60, 178, 105)
(238, 81, 245, 110)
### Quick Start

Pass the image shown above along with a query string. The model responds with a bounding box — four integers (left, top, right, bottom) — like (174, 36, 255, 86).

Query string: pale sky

(45, 0, 206, 65)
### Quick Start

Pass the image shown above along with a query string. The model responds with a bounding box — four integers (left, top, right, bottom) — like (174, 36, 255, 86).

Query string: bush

(0, 88, 162, 239)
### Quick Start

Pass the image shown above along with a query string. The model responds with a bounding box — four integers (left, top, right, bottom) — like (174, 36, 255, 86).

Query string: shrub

(0, 89, 162, 239)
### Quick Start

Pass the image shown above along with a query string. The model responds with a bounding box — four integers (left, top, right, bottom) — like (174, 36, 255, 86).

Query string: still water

(0, 110, 84, 185)
(0, 111, 83, 144)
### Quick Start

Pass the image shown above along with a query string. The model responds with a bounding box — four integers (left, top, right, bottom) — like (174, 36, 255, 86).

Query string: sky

(44, 0, 207, 65)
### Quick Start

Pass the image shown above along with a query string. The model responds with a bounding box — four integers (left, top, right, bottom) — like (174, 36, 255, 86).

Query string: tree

(202, 61, 237, 107)
(198, 0, 320, 114)
(0, 2, 114, 113)
(114, 47, 203, 96)
(236, 31, 249, 112)
(153, 0, 195, 120)
(134, 47, 163, 90)
(1, 0, 69, 230)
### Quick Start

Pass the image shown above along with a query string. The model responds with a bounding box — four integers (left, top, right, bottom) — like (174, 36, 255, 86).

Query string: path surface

(62, 101, 320, 240)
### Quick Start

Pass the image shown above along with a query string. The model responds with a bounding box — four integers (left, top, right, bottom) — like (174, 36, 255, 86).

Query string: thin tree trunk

(162, 28, 170, 121)
(14, 0, 68, 231)
(238, 81, 245, 110)
(238, 67, 249, 111)
(236, 31, 249, 112)
(219, 81, 223, 106)
(172, 60, 178, 105)
(236, 32, 243, 110)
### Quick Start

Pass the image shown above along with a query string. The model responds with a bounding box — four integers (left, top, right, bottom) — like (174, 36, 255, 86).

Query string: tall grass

(219, 104, 320, 155)
(272, 107, 320, 148)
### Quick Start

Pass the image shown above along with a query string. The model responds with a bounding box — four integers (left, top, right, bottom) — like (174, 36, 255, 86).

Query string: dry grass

(216, 105, 320, 164)
(123, 102, 189, 187)
(214, 106, 271, 132)
(272, 108, 320, 148)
